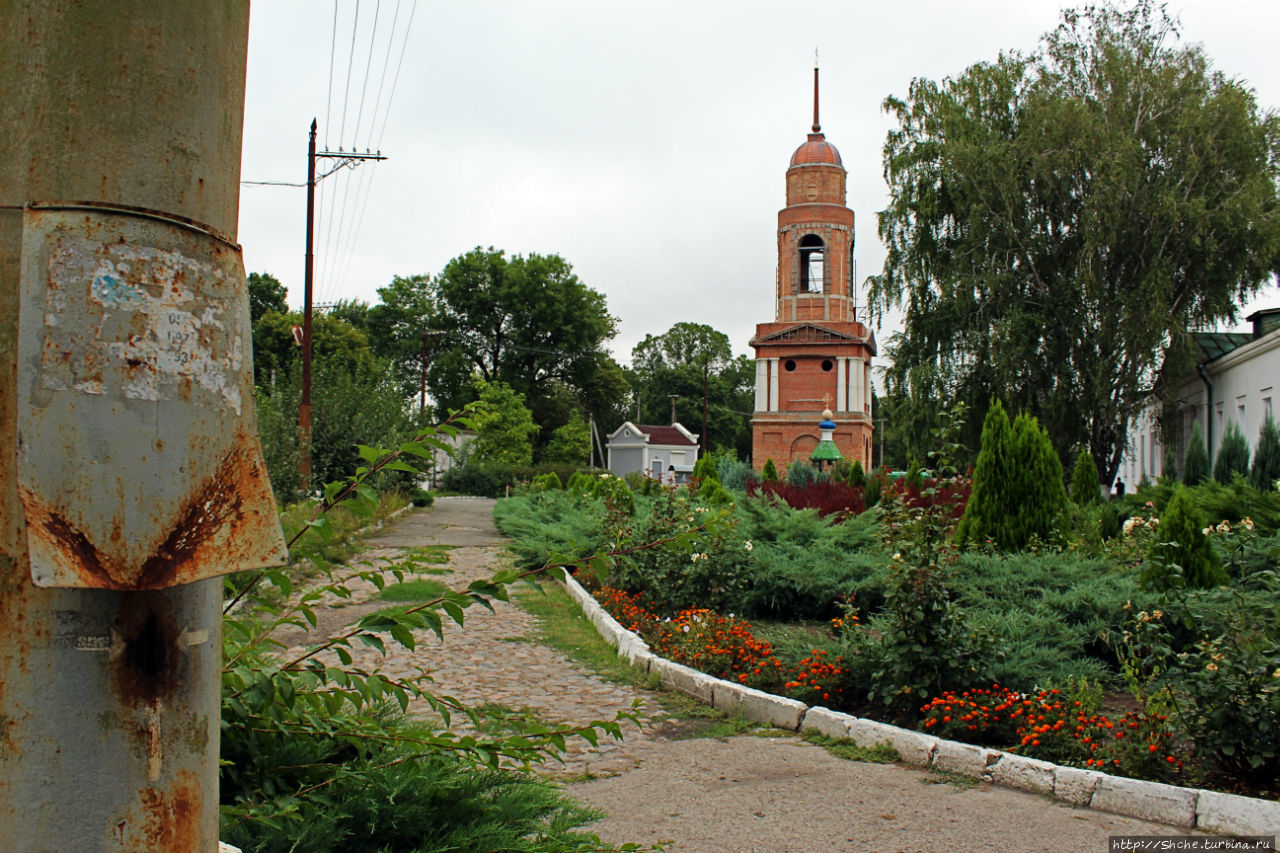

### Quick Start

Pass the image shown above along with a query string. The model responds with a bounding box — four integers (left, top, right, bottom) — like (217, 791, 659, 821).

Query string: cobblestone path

(274, 497, 1182, 853)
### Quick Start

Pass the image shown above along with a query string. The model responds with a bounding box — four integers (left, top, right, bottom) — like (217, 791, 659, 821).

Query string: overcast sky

(238, 0, 1280, 367)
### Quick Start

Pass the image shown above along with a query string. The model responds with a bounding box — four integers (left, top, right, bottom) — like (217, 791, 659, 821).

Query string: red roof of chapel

(636, 425, 697, 447)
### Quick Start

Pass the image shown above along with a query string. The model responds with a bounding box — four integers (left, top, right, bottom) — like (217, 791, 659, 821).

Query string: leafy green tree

(426, 248, 621, 435)
(365, 274, 437, 406)
(868, 1, 1280, 486)
(1070, 448, 1102, 505)
(252, 310, 378, 389)
(627, 323, 753, 458)
(1251, 415, 1280, 490)
(543, 413, 589, 466)
(1183, 422, 1210, 485)
(247, 271, 288, 324)
(470, 380, 538, 466)
(1213, 420, 1251, 484)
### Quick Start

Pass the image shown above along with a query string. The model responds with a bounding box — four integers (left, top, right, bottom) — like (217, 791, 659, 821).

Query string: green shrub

(761, 458, 779, 483)
(1251, 415, 1280, 490)
(786, 460, 817, 488)
(1142, 485, 1225, 590)
(492, 491, 608, 568)
(692, 454, 718, 482)
(1118, 577, 1280, 787)
(410, 488, 434, 507)
(863, 473, 884, 508)
(717, 457, 758, 491)
(1213, 420, 1251, 484)
(839, 458, 866, 488)
(1183, 422, 1209, 485)
(224, 748, 612, 853)
(530, 472, 563, 492)
(1099, 502, 1121, 539)
(441, 461, 517, 497)
(608, 490, 747, 614)
(1070, 449, 1102, 505)
(957, 401, 1066, 550)
(566, 471, 595, 495)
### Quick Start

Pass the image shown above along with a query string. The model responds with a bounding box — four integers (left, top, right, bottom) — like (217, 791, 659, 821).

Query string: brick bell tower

(750, 66, 876, 470)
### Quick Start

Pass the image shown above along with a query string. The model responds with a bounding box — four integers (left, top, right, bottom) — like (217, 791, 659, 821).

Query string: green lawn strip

(512, 577, 762, 734)
(800, 730, 900, 764)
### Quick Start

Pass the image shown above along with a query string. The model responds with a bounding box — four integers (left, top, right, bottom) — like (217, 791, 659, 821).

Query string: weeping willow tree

(868, 0, 1280, 483)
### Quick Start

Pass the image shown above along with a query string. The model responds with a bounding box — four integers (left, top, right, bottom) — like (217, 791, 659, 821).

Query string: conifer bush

(717, 456, 757, 491)
(692, 454, 718, 482)
(1213, 420, 1251, 484)
(957, 401, 1065, 550)
(1251, 415, 1280, 490)
(1141, 485, 1225, 590)
(786, 460, 818, 487)
(1182, 422, 1209, 485)
(761, 458, 780, 483)
(1162, 441, 1179, 483)
(1070, 449, 1102, 505)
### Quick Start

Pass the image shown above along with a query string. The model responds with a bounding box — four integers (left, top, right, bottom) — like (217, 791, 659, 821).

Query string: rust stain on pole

(14, 207, 286, 589)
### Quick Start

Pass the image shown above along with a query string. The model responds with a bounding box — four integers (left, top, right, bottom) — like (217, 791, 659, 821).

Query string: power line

(350, 0, 381, 145)
(324, 0, 338, 146)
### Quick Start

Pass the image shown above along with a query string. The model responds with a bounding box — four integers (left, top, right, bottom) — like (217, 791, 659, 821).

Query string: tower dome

(790, 133, 842, 167)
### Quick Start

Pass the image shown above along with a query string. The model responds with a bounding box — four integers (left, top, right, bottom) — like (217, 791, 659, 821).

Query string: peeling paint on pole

(16, 206, 286, 589)
(1, 1, 269, 850)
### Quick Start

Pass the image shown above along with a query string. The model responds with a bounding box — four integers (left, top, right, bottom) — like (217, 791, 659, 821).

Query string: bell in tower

(749, 65, 877, 471)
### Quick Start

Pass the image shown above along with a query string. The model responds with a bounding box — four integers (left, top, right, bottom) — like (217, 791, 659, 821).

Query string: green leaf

(389, 622, 416, 651)
(356, 633, 386, 654)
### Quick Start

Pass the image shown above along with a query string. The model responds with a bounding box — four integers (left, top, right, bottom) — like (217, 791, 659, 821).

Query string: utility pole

(419, 329, 445, 415)
(298, 124, 387, 490)
(669, 395, 678, 426)
(701, 361, 710, 459)
(1, 4, 286, 850)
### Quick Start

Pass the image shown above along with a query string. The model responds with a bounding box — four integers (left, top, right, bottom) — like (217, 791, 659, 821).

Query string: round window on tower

(784, 359, 797, 372)
(821, 359, 834, 372)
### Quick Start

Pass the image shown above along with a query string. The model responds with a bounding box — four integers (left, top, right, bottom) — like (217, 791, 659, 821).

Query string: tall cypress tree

(1011, 411, 1067, 545)
(1070, 448, 1102, 505)
(1250, 415, 1280, 490)
(1213, 420, 1251, 484)
(957, 400, 1013, 549)
(1182, 422, 1209, 485)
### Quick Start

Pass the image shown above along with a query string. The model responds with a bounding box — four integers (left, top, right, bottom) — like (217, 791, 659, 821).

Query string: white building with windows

(1119, 308, 1280, 486)
(605, 422, 699, 482)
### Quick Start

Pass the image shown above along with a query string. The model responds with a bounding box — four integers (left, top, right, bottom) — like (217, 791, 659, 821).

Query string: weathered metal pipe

(0, 2, 284, 850)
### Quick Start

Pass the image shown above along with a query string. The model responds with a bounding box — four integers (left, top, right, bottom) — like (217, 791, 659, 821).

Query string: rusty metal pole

(0, 3, 285, 851)
(300, 119, 317, 490)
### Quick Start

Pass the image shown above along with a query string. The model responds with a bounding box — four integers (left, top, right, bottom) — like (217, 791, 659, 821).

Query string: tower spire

(812, 51, 821, 133)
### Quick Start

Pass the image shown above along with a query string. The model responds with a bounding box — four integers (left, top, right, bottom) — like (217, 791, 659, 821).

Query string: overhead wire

(332, 0, 417, 297)
(322, 0, 382, 303)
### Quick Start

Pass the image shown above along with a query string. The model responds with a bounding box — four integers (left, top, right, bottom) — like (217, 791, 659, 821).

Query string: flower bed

(920, 685, 1183, 782)
(594, 587, 846, 703)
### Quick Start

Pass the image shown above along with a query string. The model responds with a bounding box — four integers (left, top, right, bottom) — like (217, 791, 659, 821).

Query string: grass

(513, 578, 660, 691)
(923, 768, 980, 790)
(377, 578, 452, 602)
(801, 730, 900, 764)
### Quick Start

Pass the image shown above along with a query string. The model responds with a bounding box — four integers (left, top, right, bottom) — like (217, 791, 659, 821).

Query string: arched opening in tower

(799, 233, 824, 293)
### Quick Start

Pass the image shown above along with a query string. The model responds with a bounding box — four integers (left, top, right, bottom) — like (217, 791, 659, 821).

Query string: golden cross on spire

(822, 392, 833, 409)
